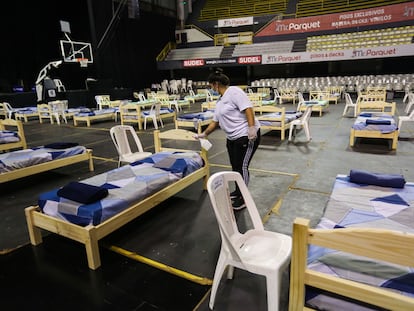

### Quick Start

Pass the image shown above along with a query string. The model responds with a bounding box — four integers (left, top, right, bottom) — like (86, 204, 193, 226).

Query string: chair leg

(304, 123, 311, 141)
(266, 274, 281, 311)
(152, 117, 158, 129)
(144, 118, 147, 130)
(288, 124, 294, 141)
(209, 251, 228, 310)
(159, 117, 164, 128)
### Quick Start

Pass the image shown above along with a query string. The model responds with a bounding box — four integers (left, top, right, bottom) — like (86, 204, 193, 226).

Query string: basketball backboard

(60, 40, 93, 64)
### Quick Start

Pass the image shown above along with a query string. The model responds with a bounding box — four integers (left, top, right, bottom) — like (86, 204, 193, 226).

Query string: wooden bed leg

(25, 206, 43, 245)
(288, 218, 310, 311)
(350, 130, 355, 146)
(84, 230, 101, 270)
(87, 150, 94, 171)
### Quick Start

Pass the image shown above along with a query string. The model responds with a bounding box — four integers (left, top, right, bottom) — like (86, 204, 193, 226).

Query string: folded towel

(359, 113, 372, 117)
(365, 119, 391, 125)
(44, 142, 79, 149)
(57, 181, 108, 204)
(349, 169, 406, 188)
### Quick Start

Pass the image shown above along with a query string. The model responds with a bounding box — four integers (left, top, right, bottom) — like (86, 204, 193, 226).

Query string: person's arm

(244, 107, 258, 140)
(244, 107, 255, 127)
(194, 120, 218, 138)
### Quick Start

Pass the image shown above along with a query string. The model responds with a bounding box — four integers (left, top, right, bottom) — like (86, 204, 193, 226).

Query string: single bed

(255, 106, 302, 140)
(14, 107, 39, 122)
(73, 108, 117, 127)
(298, 99, 329, 117)
(25, 129, 210, 270)
(175, 110, 215, 133)
(289, 172, 414, 311)
(0, 118, 27, 152)
(350, 112, 398, 150)
(0, 143, 94, 183)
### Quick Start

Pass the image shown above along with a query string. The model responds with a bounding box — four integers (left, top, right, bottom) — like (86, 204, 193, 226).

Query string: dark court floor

(1, 94, 414, 311)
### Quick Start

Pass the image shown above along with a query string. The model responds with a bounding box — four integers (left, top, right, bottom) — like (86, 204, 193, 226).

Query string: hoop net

(77, 58, 88, 68)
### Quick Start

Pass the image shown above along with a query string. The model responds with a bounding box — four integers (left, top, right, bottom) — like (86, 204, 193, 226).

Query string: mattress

(306, 174, 414, 310)
(0, 145, 87, 173)
(352, 113, 397, 133)
(39, 151, 204, 226)
(258, 111, 302, 126)
(0, 130, 20, 144)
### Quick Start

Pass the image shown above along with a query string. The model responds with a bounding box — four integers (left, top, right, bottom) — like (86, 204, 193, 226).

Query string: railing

(156, 42, 176, 61)
(199, 0, 287, 21)
(214, 32, 254, 46)
(296, 0, 411, 18)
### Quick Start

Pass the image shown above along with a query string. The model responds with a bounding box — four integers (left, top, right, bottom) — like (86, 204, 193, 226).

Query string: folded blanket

(57, 181, 108, 204)
(44, 142, 79, 149)
(359, 113, 372, 117)
(349, 169, 406, 188)
(365, 119, 391, 125)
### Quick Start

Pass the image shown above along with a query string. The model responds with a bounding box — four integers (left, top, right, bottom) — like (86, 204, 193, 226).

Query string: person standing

(195, 68, 261, 210)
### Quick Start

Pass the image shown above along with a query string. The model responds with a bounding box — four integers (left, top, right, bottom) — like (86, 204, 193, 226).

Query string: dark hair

(208, 68, 230, 86)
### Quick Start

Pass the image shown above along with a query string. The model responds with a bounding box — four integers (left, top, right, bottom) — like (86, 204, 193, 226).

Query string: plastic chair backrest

(110, 125, 150, 166)
(207, 171, 292, 311)
(301, 104, 313, 122)
(207, 171, 265, 256)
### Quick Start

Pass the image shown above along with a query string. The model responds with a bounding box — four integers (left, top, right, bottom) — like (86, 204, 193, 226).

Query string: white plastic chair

(110, 125, 152, 167)
(398, 109, 414, 133)
(342, 92, 357, 117)
(0, 102, 15, 119)
(95, 95, 111, 110)
(206, 171, 292, 311)
(274, 88, 282, 104)
(53, 79, 66, 92)
(143, 102, 163, 130)
(288, 105, 312, 142)
(404, 92, 414, 114)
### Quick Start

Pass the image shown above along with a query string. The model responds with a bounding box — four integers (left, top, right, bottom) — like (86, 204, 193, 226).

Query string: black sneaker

(230, 190, 238, 199)
(232, 197, 246, 211)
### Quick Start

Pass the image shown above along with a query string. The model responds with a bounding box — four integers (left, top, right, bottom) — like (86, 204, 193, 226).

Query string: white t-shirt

(213, 86, 260, 140)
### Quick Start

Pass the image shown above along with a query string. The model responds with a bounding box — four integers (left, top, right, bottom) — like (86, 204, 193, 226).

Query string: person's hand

(248, 126, 257, 141)
(193, 133, 206, 140)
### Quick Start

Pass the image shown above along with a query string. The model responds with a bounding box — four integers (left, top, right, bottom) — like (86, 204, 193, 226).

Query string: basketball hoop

(77, 58, 88, 68)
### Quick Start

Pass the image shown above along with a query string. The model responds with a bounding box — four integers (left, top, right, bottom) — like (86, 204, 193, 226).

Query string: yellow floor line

(107, 245, 213, 286)
(210, 163, 299, 177)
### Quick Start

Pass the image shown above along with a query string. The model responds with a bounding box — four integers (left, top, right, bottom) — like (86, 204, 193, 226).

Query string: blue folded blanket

(57, 181, 109, 204)
(365, 119, 391, 125)
(349, 169, 406, 188)
(44, 142, 79, 149)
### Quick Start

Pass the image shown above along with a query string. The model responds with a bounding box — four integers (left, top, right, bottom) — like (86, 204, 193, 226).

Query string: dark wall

(0, 0, 177, 94)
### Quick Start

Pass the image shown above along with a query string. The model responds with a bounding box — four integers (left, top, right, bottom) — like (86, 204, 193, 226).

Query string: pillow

(365, 119, 391, 125)
(57, 181, 108, 204)
(349, 169, 406, 188)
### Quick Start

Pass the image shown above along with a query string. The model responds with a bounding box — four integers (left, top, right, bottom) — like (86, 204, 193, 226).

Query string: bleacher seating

(232, 41, 294, 57)
(306, 25, 414, 51)
(251, 73, 414, 94)
(165, 46, 224, 61)
(199, 0, 287, 21)
(296, 0, 411, 18)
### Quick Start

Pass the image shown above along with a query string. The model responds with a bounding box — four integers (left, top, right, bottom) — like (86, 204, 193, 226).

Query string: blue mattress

(306, 174, 414, 310)
(0, 130, 20, 144)
(39, 151, 204, 226)
(352, 113, 397, 133)
(0, 145, 87, 173)
(258, 111, 302, 126)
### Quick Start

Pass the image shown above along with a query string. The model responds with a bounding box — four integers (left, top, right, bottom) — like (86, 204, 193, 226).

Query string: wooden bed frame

(350, 102, 398, 149)
(25, 129, 210, 270)
(73, 111, 116, 127)
(175, 114, 213, 134)
(288, 217, 414, 311)
(255, 106, 293, 140)
(120, 103, 176, 130)
(1, 148, 93, 183)
(0, 118, 27, 152)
